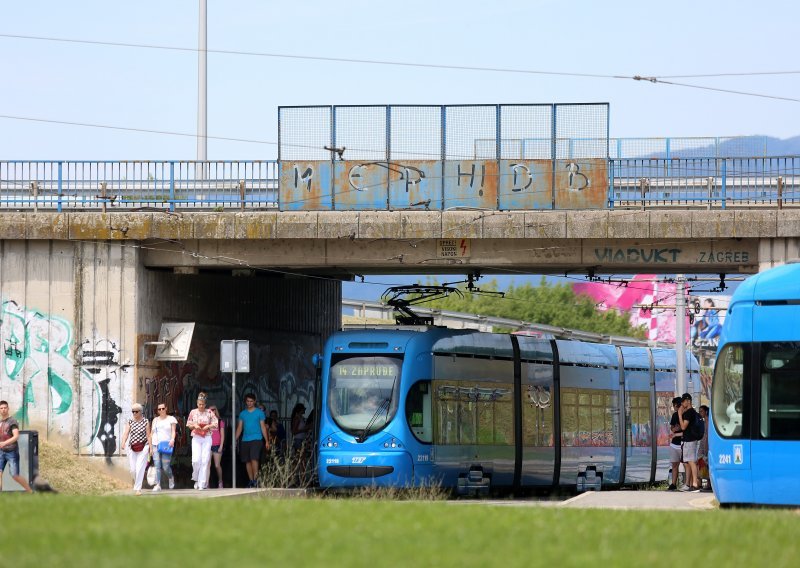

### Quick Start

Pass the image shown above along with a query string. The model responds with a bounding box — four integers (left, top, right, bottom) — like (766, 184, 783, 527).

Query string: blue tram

(710, 262, 800, 506)
(317, 327, 699, 493)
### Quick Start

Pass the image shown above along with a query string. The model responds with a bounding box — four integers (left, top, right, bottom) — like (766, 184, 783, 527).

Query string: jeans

(151, 446, 174, 487)
(0, 448, 20, 477)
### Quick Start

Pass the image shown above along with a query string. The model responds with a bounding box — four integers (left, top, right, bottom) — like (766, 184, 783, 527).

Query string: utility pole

(197, 0, 208, 165)
(676, 275, 686, 395)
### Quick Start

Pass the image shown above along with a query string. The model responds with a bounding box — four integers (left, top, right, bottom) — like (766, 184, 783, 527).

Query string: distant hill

(631, 136, 800, 159)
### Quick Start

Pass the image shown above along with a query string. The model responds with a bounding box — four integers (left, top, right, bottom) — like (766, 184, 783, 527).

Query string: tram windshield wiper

(356, 375, 397, 443)
(356, 397, 390, 443)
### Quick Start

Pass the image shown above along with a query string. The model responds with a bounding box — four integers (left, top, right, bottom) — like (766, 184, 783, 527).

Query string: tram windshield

(328, 355, 401, 438)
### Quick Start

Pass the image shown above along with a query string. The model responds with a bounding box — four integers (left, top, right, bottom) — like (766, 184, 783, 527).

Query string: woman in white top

(150, 402, 178, 491)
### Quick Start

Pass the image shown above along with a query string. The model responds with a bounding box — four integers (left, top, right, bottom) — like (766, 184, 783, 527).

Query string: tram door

(752, 342, 800, 504)
(620, 347, 653, 483)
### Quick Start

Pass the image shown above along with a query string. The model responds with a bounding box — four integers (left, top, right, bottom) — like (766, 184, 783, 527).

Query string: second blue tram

(317, 327, 699, 493)
(710, 262, 800, 506)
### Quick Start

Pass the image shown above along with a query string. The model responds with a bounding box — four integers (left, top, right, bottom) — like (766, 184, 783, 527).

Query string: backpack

(691, 413, 705, 440)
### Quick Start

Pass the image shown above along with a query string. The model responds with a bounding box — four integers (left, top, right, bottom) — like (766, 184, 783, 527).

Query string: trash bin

(1, 430, 39, 492)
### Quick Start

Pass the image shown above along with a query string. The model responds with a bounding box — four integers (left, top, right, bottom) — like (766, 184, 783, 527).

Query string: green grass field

(3, 495, 799, 567)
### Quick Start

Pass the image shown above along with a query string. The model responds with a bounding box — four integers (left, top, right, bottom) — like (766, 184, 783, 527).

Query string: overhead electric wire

(1, 32, 798, 102)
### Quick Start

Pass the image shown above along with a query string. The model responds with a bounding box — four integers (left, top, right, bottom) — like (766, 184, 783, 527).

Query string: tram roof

(733, 261, 800, 304)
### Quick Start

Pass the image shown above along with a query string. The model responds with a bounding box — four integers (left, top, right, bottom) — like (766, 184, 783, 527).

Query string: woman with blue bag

(150, 402, 177, 491)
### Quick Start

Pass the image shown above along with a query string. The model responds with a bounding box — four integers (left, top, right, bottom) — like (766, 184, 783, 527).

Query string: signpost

(220, 340, 250, 488)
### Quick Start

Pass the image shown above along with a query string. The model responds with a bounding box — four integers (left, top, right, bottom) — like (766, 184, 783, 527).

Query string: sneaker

(198, 485, 206, 491)
(135, 490, 142, 496)
(691, 486, 702, 493)
(194, 482, 199, 490)
(168, 479, 175, 490)
(218, 482, 224, 489)
(679, 486, 691, 492)
(152, 485, 161, 492)
(667, 484, 677, 491)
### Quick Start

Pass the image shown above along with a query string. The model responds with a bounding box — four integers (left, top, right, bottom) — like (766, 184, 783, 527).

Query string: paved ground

(120, 486, 716, 510)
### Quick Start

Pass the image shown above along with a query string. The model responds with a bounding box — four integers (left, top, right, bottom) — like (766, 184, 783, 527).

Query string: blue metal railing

(1, 156, 798, 212)
(0, 160, 278, 212)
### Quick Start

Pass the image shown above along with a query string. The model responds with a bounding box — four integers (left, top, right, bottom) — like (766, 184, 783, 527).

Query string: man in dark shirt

(678, 393, 701, 492)
(668, 397, 683, 491)
(0, 400, 33, 492)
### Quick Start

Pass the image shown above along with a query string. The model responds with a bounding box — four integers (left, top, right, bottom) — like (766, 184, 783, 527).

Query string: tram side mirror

(312, 353, 321, 369)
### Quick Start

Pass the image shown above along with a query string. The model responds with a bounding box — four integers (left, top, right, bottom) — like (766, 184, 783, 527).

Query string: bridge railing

(1, 156, 799, 212)
(609, 156, 800, 208)
(0, 160, 278, 212)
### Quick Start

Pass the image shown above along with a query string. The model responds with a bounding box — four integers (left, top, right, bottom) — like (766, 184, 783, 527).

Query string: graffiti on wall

(0, 298, 131, 456)
(78, 338, 130, 457)
(280, 159, 608, 211)
(144, 331, 319, 444)
(1, 299, 74, 434)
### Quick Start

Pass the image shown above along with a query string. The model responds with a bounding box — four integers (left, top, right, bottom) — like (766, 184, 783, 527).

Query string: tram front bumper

(318, 450, 414, 487)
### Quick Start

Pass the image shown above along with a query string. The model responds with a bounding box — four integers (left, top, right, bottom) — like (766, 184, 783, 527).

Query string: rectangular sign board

(221, 340, 250, 373)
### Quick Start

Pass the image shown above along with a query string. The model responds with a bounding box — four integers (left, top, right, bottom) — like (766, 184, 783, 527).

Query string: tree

(418, 277, 646, 338)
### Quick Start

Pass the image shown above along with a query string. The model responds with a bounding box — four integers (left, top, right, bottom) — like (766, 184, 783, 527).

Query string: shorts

(669, 444, 683, 464)
(0, 448, 20, 477)
(240, 440, 262, 462)
(682, 440, 699, 463)
(211, 445, 221, 454)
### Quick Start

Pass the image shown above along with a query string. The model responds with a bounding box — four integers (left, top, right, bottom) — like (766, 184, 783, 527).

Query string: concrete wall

(0, 240, 138, 456)
(0, 239, 341, 459)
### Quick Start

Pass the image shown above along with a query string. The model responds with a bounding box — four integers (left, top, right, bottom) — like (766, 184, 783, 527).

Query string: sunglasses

(132, 410, 141, 414)
(158, 407, 166, 411)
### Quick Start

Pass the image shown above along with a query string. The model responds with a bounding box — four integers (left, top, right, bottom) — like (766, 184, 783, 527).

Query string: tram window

(712, 344, 747, 439)
(406, 381, 432, 443)
(760, 343, 800, 440)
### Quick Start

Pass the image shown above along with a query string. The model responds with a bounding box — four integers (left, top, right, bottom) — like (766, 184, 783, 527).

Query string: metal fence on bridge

(1, 156, 798, 212)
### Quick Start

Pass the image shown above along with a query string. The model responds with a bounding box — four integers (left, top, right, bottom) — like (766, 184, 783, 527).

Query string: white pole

(197, 0, 208, 164)
(231, 369, 236, 488)
(676, 275, 687, 395)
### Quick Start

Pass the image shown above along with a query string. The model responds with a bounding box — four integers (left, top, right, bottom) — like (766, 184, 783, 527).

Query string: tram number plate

(437, 239, 471, 258)
(719, 454, 731, 465)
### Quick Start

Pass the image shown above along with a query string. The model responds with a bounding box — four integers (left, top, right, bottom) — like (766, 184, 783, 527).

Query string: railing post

(706, 177, 713, 210)
(31, 181, 38, 214)
(57, 161, 63, 213)
(239, 179, 246, 211)
(608, 159, 615, 209)
(639, 177, 648, 211)
(777, 176, 784, 210)
(721, 159, 727, 209)
(100, 182, 108, 214)
(169, 161, 175, 213)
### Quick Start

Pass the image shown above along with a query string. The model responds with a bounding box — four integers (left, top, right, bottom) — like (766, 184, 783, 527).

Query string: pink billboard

(573, 274, 681, 343)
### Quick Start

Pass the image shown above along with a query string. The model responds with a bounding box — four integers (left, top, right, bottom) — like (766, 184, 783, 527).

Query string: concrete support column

(758, 238, 800, 272)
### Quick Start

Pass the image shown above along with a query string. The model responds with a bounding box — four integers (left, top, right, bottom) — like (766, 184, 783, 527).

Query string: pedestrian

(235, 393, 270, 488)
(0, 400, 33, 493)
(667, 396, 683, 491)
(206, 405, 225, 489)
(150, 402, 177, 491)
(187, 392, 218, 490)
(678, 392, 702, 492)
(270, 409, 286, 454)
(291, 403, 309, 453)
(698, 404, 710, 490)
(120, 402, 151, 496)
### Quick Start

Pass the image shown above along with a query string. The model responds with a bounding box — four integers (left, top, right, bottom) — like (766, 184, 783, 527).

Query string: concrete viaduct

(1, 208, 797, 470)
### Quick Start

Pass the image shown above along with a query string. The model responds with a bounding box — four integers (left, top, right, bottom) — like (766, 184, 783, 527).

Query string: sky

(1, 0, 793, 299)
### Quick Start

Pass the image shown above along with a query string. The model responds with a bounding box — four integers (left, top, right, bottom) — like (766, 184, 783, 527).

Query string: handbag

(158, 441, 174, 455)
(131, 441, 146, 452)
(146, 464, 157, 487)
